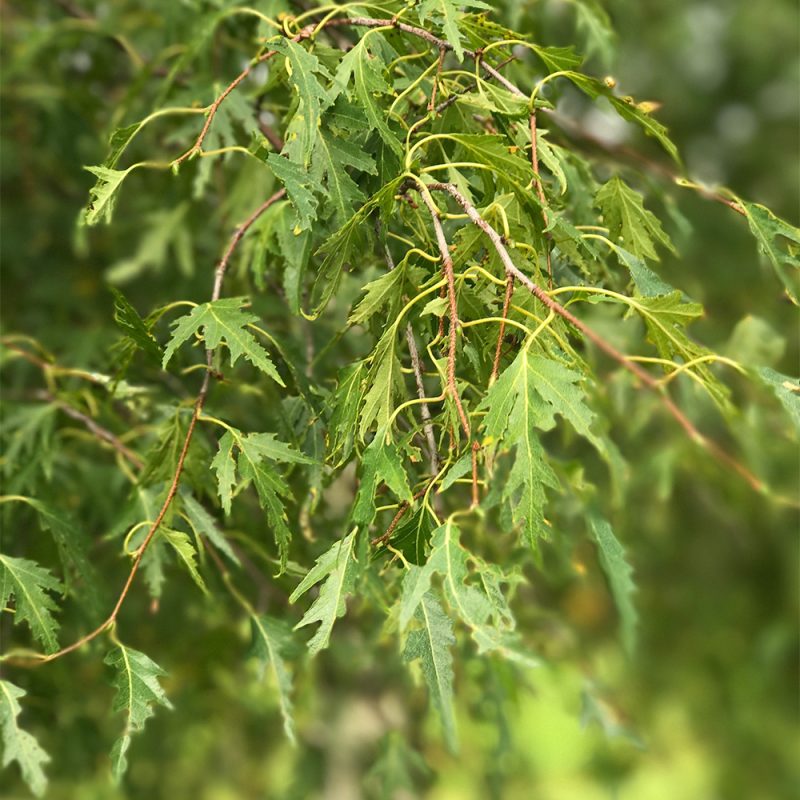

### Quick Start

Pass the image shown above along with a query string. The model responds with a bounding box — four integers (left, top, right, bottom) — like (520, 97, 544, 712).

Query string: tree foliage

(1, 1, 797, 797)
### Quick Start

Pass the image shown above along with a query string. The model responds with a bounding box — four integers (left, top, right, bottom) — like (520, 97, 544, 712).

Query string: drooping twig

(490, 276, 515, 385)
(428, 181, 764, 493)
(45, 394, 144, 469)
(11, 190, 288, 666)
(418, 192, 480, 507)
(376, 223, 440, 476)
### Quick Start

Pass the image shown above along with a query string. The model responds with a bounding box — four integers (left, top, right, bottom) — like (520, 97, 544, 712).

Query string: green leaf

(630, 292, 705, 361)
(21, 498, 102, 613)
(105, 644, 172, 781)
(403, 593, 458, 751)
(334, 38, 402, 156)
(417, 0, 491, 61)
(310, 177, 401, 318)
(571, 0, 616, 68)
(327, 361, 367, 467)
(162, 298, 284, 385)
(595, 177, 674, 261)
(479, 350, 560, 544)
(210, 429, 311, 570)
(111, 288, 162, 363)
(0, 680, 49, 797)
(359, 328, 405, 439)
(272, 39, 331, 167)
(266, 154, 319, 231)
(447, 133, 531, 183)
(590, 516, 637, 655)
(181, 492, 239, 566)
(82, 165, 133, 226)
(312, 131, 375, 226)
(290, 530, 359, 655)
(348, 264, 407, 327)
(530, 44, 583, 73)
(159, 527, 208, 594)
(0, 554, 62, 653)
(249, 614, 297, 743)
(740, 200, 800, 305)
(759, 368, 800, 434)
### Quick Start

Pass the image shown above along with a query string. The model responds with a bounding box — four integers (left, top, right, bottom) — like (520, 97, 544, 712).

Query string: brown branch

(418, 193, 470, 442)
(418, 191, 481, 506)
(370, 487, 428, 548)
(490, 275, 515, 385)
(377, 224, 440, 475)
(429, 181, 764, 494)
(47, 395, 144, 469)
(10, 191, 288, 667)
(529, 111, 554, 287)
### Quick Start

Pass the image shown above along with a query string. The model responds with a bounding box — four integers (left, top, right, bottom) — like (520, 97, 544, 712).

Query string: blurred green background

(1, 1, 797, 798)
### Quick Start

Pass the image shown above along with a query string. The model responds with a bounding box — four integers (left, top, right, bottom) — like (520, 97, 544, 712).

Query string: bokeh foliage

(1, 2, 797, 798)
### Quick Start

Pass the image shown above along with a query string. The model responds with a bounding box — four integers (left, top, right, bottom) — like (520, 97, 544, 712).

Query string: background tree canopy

(1, 1, 797, 798)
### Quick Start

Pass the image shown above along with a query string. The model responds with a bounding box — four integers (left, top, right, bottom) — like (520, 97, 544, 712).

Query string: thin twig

(377, 223, 440, 475)
(11, 191, 287, 666)
(370, 487, 428, 548)
(47, 395, 144, 469)
(490, 276, 515, 385)
(418, 192, 480, 506)
(529, 111, 554, 287)
(428, 181, 764, 493)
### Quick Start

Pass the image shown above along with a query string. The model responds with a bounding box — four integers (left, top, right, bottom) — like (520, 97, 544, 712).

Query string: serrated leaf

(334, 38, 401, 155)
(630, 292, 705, 361)
(447, 133, 531, 183)
(531, 44, 583, 73)
(572, 0, 616, 68)
(759, 368, 800, 433)
(0, 680, 49, 797)
(479, 350, 560, 544)
(159, 527, 208, 594)
(310, 177, 401, 318)
(740, 200, 800, 304)
(348, 266, 406, 327)
(290, 529, 359, 655)
(111, 288, 162, 362)
(181, 492, 239, 566)
(249, 614, 297, 743)
(417, 0, 491, 62)
(403, 593, 457, 751)
(210, 428, 311, 570)
(266, 154, 318, 230)
(272, 39, 331, 167)
(21, 498, 102, 613)
(359, 328, 404, 439)
(590, 516, 637, 654)
(312, 132, 375, 226)
(162, 298, 283, 385)
(105, 644, 172, 781)
(596, 177, 674, 261)
(0, 554, 62, 653)
(327, 361, 367, 467)
(353, 430, 413, 525)
(82, 165, 133, 226)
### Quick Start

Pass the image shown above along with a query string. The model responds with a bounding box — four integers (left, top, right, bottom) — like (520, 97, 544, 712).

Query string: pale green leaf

(105, 644, 172, 781)
(596, 177, 674, 261)
(740, 200, 800, 305)
(403, 593, 457, 751)
(159, 527, 208, 594)
(162, 298, 284, 385)
(590, 516, 637, 654)
(0, 554, 62, 653)
(0, 680, 49, 797)
(249, 614, 297, 743)
(290, 530, 359, 655)
(759, 368, 800, 433)
(417, 0, 491, 61)
(181, 492, 240, 566)
(82, 165, 133, 226)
